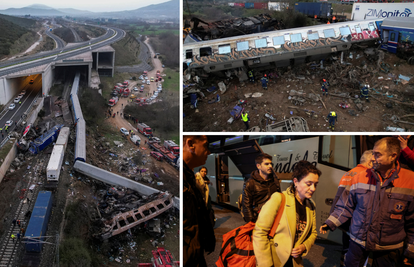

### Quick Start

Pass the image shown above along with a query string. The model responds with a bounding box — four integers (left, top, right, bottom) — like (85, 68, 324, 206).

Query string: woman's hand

(291, 244, 306, 258)
(319, 224, 329, 234)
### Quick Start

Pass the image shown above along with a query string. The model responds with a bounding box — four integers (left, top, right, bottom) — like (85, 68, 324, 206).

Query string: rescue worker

(19, 101, 21, 105)
(321, 79, 329, 96)
(241, 111, 250, 131)
(261, 74, 269, 90)
(327, 111, 337, 131)
(11, 234, 16, 242)
(5, 126, 8, 132)
(361, 84, 370, 102)
(320, 137, 414, 267)
(248, 69, 254, 83)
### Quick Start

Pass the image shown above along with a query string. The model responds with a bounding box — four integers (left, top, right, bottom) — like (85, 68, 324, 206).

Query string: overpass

(0, 25, 124, 105)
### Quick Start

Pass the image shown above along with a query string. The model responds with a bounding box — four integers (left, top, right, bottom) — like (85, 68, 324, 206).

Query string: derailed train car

(184, 19, 381, 75)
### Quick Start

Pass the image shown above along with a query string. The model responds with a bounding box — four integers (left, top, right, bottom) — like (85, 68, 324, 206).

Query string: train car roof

(381, 17, 414, 31)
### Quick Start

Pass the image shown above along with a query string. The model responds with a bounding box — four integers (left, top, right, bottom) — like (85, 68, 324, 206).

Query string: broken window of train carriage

(339, 27, 351, 36)
(291, 33, 302, 43)
(308, 32, 319, 40)
(237, 41, 249, 51)
(324, 28, 336, 38)
(255, 38, 267, 48)
(200, 47, 212, 57)
(273, 36, 285, 45)
(186, 49, 193, 59)
(219, 44, 231, 54)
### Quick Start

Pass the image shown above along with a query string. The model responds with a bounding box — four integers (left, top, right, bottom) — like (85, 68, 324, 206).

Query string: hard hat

(323, 79, 326, 82)
(264, 74, 267, 77)
(367, 85, 370, 88)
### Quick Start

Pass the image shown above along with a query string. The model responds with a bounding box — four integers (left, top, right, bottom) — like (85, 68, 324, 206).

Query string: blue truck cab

(377, 17, 414, 64)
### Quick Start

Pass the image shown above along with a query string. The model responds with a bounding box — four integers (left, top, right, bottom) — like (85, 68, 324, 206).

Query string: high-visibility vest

(330, 112, 336, 117)
(242, 113, 249, 122)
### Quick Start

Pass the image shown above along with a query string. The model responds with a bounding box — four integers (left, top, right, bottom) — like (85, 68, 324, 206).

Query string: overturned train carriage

(183, 19, 381, 75)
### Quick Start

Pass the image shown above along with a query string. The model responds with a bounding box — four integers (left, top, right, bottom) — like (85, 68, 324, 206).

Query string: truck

(137, 248, 179, 267)
(46, 145, 65, 182)
(378, 17, 414, 65)
(164, 140, 179, 156)
(137, 123, 152, 136)
(351, 3, 414, 21)
(294, 2, 347, 22)
(148, 142, 177, 163)
(25, 191, 53, 253)
(123, 80, 129, 87)
(108, 96, 119, 107)
(123, 88, 130, 97)
(130, 133, 141, 146)
(29, 125, 63, 154)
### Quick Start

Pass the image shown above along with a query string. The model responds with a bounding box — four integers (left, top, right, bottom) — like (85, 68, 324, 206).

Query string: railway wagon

(55, 126, 70, 151)
(25, 191, 53, 253)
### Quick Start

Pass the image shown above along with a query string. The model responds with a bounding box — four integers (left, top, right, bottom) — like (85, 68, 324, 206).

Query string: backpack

(216, 193, 286, 267)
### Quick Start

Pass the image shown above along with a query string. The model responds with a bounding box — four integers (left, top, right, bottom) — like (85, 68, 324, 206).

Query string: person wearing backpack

(242, 153, 280, 223)
(253, 161, 321, 267)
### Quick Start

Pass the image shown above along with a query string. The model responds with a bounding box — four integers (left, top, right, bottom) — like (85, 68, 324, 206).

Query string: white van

(130, 134, 141, 145)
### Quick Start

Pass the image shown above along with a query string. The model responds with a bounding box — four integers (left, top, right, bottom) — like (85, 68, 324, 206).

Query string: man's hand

(398, 135, 411, 150)
(319, 224, 330, 234)
(404, 257, 414, 266)
(291, 244, 306, 258)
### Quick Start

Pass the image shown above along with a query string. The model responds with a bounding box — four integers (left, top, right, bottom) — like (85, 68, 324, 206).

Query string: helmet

(264, 74, 267, 77)
(323, 79, 326, 82)
(367, 85, 370, 88)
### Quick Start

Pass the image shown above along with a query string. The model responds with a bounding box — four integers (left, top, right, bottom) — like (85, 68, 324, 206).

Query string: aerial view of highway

(0, 0, 179, 266)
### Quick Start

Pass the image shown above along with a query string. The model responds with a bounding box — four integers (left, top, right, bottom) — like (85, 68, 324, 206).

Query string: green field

(131, 25, 179, 36)
(161, 68, 179, 92)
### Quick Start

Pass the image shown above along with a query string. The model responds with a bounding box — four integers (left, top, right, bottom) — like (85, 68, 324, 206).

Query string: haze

(0, 0, 171, 13)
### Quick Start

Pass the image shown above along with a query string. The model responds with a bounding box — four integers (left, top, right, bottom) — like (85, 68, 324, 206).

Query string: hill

(0, 16, 33, 58)
(0, 13, 36, 28)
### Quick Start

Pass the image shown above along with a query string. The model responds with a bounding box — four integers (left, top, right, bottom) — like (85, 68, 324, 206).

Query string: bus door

(387, 30, 399, 54)
(216, 139, 263, 208)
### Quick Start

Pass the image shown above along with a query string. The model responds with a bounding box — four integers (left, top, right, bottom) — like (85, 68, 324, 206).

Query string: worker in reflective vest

(261, 74, 269, 90)
(248, 70, 254, 83)
(242, 111, 250, 131)
(327, 111, 338, 131)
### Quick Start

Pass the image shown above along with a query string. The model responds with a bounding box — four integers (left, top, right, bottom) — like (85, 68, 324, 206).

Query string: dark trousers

(244, 121, 249, 130)
(345, 240, 403, 267)
(341, 232, 350, 267)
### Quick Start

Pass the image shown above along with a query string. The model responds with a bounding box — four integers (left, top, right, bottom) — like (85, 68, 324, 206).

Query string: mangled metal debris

(93, 192, 173, 240)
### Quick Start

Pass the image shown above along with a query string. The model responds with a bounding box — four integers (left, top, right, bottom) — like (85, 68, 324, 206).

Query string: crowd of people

(183, 135, 414, 267)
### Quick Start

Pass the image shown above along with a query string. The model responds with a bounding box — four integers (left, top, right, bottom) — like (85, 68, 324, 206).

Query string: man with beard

(183, 135, 216, 267)
(320, 137, 414, 266)
(242, 153, 280, 223)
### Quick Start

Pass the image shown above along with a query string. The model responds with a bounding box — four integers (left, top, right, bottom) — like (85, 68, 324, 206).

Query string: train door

(387, 30, 399, 54)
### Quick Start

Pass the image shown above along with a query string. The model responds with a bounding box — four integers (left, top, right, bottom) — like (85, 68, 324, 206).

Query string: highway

(0, 25, 125, 76)
(45, 27, 66, 49)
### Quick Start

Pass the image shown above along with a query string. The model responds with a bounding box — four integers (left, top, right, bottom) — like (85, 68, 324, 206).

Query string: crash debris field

(183, 48, 414, 132)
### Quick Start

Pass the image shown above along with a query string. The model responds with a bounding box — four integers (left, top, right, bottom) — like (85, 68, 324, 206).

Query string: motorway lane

(45, 29, 65, 49)
(0, 76, 42, 136)
(0, 26, 125, 76)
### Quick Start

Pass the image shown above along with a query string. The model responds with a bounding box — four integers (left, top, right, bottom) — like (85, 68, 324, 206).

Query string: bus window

(218, 44, 231, 54)
(255, 38, 267, 48)
(290, 33, 302, 43)
(186, 49, 193, 59)
(237, 41, 249, 51)
(324, 29, 336, 38)
(200, 47, 212, 57)
(320, 136, 357, 169)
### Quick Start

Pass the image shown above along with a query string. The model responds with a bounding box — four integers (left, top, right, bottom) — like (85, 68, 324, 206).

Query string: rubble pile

(183, 48, 414, 132)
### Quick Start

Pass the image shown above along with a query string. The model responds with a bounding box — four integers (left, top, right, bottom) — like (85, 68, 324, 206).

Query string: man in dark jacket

(242, 153, 280, 223)
(183, 135, 216, 267)
(321, 137, 414, 266)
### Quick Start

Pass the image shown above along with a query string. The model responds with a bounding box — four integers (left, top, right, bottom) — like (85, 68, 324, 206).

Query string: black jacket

(183, 162, 216, 267)
(242, 170, 280, 223)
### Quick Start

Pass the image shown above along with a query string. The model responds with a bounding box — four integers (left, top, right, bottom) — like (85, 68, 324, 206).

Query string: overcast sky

(0, 0, 172, 12)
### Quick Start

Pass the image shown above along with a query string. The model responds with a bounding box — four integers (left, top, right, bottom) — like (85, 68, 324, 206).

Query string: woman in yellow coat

(253, 160, 321, 267)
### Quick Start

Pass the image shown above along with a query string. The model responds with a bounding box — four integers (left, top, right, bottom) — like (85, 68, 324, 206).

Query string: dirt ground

(183, 49, 414, 132)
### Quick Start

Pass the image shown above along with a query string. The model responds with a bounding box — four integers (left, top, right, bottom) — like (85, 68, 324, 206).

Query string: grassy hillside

(0, 13, 36, 28)
(112, 32, 141, 66)
(0, 17, 33, 58)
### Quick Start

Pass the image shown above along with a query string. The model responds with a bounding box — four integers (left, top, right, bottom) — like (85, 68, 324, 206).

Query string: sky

(0, 0, 172, 12)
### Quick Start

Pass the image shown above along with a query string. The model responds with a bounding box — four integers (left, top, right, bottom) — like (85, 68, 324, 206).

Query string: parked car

(29, 79, 34, 84)
(9, 104, 16, 110)
(146, 80, 150, 85)
(133, 87, 138, 93)
(21, 90, 26, 95)
(150, 151, 163, 161)
(5, 120, 13, 127)
(18, 93, 24, 99)
(14, 98, 20, 103)
(120, 127, 129, 136)
(150, 77, 154, 82)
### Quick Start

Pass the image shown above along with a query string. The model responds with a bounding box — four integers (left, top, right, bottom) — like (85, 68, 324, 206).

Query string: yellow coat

(253, 189, 317, 267)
